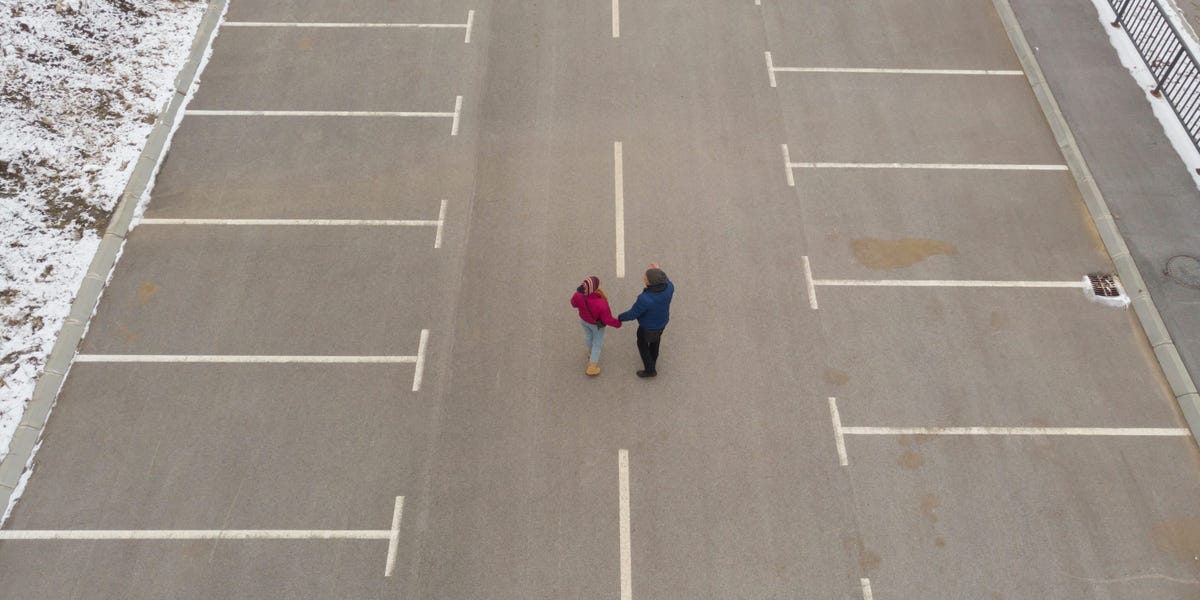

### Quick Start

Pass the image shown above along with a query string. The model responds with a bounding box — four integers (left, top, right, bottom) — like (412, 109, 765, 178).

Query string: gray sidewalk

(1010, 0, 1200, 405)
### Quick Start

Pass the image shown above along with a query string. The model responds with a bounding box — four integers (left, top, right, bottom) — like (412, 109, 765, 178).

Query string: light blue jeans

(580, 320, 606, 363)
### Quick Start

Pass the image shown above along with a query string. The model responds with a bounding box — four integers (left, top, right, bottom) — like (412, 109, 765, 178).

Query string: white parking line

(813, 279, 1086, 289)
(613, 0, 620, 38)
(843, 426, 1191, 436)
(781, 144, 795, 187)
(0, 530, 391, 540)
(77, 330, 432, 391)
(224, 10, 476, 43)
(765, 51, 1022, 88)
(451, 95, 463, 136)
(615, 142, 627, 279)
(187, 96, 465, 136)
(412, 329, 430, 392)
(434, 199, 448, 249)
(780, 67, 1024, 76)
(802, 256, 818, 309)
(800, 257, 1087, 309)
(861, 578, 874, 600)
(0, 495, 407, 576)
(139, 219, 437, 226)
(618, 449, 632, 600)
(829, 397, 848, 466)
(73, 355, 417, 363)
(828, 398, 1190, 466)
(187, 110, 452, 117)
(140, 199, 449, 249)
(788, 161, 1068, 171)
(384, 496, 405, 577)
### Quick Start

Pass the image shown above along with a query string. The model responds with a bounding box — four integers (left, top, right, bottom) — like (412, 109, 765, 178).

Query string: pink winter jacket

(571, 291, 622, 328)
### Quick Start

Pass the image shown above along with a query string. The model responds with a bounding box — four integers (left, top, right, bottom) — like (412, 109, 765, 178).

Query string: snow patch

(0, 0, 206, 465)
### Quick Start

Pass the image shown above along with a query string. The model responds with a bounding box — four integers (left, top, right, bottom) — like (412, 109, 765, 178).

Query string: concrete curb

(0, 0, 229, 522)
(992, 0, 1200, 445)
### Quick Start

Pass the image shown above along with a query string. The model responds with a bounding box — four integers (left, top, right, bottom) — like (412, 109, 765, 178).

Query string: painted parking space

(777, 74, 1063, 165)
(1, 365, 432, 530)
(813, 288, 1175, 428)
(787, 170, 1106, 282)
(839, 434, 1200, 598)
(0, 538, 405, 597)
(1, 0, 475, 592)
(78, 227, 443, 357)
(2, 0, 1198, 597)
(145, 118, 472, 220)
(761, 0, 1020, 72)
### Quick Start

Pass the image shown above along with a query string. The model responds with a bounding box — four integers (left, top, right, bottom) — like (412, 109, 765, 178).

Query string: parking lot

(1, 0, 1198, 598)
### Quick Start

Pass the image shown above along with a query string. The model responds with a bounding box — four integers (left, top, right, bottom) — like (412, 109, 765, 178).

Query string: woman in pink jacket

(571, 276, 622, 376)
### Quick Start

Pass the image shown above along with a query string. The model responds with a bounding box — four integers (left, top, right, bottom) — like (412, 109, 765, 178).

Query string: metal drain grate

(1165, 255, 1200, 289)
(1087, 273, 1122, 297)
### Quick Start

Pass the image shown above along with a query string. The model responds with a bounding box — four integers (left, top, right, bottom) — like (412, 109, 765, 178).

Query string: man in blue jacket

(618, 263, 674, 378)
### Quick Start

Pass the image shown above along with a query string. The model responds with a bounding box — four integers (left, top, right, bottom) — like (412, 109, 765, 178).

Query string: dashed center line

(619, 449, 632, 600)
(861, 578, 874, 600)
(613, 0, 620, 38)
(615, 142, 626, 278)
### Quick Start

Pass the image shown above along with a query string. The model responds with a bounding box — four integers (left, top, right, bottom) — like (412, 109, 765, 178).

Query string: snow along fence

(1108, 0, 1200, 153)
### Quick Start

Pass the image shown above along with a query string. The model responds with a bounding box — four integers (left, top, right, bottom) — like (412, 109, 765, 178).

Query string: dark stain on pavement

(990, 310, 1008, 331)
(137, 282, 160, 305)
(824, 368, 849, 385)
(852, 238, 957, 270)
(844, 536, 882, 573)
(898, 436, 926, 470)
(1151, 517, 1200, 561)
(921, 493, 941, 524)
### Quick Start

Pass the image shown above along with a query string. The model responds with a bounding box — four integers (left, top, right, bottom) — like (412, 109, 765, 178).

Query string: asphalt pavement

(1, 0, 1199, 598)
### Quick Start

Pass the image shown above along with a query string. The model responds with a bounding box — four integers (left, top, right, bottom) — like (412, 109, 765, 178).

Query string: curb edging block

(0, 0, 230, 523)
(992, 0, 1200, 444)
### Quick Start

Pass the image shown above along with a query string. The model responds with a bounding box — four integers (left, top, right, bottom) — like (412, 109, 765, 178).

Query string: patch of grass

(44, 190, 112, 236)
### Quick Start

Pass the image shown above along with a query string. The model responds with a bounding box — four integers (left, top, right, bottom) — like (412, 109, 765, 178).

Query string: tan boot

(586, 362, 601, 376)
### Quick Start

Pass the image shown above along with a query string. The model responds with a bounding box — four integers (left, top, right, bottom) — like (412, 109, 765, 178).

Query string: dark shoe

(636, 370, 657, 378)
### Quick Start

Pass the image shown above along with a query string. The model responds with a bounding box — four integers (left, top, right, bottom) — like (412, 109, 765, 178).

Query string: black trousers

(636, 326, 664, 373)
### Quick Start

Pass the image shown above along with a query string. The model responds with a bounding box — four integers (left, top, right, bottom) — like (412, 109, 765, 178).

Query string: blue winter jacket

(618, 279, 674, 329)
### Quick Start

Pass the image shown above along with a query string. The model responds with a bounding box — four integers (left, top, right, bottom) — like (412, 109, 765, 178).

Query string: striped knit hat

(580, 276, 600, 295)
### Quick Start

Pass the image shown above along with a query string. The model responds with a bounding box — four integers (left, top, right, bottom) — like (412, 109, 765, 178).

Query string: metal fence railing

(1109, 0, 1200, 152)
